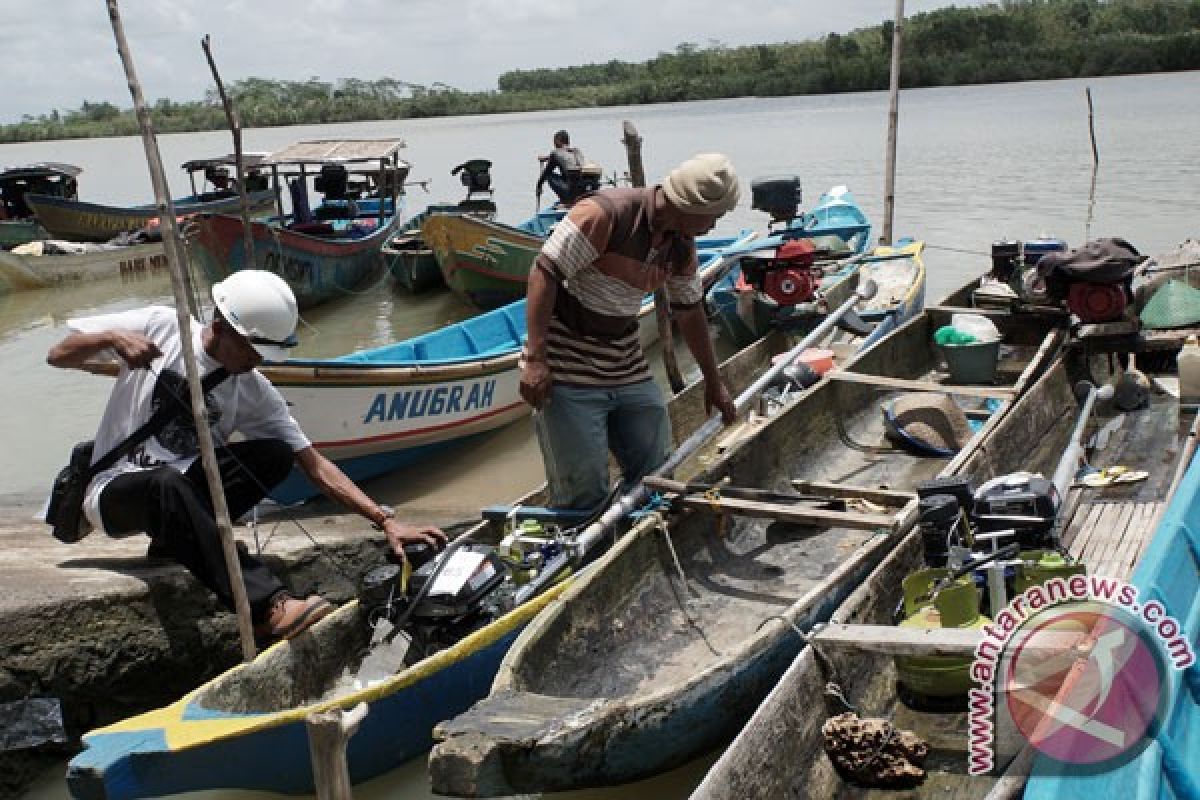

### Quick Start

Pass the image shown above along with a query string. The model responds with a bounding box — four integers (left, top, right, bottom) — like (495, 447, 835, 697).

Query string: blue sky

(3, 0, 987, 123)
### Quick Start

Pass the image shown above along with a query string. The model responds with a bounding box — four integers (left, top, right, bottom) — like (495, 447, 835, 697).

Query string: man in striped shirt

(519, 153, 741, 510)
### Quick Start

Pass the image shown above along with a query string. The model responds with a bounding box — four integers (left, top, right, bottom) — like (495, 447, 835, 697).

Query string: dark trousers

(99, 439, 295, 623)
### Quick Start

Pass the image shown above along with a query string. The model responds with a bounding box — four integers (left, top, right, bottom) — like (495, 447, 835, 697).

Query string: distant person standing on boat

(520, 153, 741, 510)
(536, 130, 591, 206)
(46, 270, 446, 644)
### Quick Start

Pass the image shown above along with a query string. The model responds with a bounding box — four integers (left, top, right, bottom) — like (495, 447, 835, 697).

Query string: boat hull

(428, 308, 1063, 796)
(423, 213, 542, 310)
(0, 218, 49, 248)
(185, 212, 398, 309)
(0, 242, 167, 293)
(25, 191, 275, 242)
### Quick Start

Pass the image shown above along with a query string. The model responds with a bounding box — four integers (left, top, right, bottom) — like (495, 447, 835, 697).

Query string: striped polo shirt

(535, 187, 703, 388)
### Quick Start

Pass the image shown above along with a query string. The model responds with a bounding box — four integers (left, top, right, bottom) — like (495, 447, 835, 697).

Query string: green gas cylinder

(1014, 550, 1086, 594)
(895, 567, 990, 700)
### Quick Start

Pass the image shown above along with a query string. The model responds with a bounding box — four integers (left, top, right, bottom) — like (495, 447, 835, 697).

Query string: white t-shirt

(69, 306, 311, 534)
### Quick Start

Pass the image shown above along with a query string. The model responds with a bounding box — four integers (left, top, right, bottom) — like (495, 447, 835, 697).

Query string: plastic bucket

(939, 340, 1000, 384)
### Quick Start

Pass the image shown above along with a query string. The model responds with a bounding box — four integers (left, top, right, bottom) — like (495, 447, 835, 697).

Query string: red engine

(740, 238, 821, 307)
(1066, 282, 1128, 323)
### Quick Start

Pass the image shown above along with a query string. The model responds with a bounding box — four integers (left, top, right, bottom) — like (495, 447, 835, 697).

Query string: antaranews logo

(967, 573, 1194, 775)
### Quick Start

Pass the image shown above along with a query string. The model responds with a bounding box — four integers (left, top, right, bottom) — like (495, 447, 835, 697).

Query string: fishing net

(1139, 279, 1200, 329)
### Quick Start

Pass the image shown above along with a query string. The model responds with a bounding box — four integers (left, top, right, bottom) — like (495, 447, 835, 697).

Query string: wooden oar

(571, 279, 879, 560)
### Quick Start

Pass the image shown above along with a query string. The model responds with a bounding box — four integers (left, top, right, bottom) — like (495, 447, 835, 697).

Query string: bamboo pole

(1086, 87, 1100, 166)
(622, 120, 685, 393)
(306, 703, 369, 800)
(881, 0, 905, 246)
(1084, 87, 1100, 240)
(201, 34, 255, 266)
(105, 0, 257, 662)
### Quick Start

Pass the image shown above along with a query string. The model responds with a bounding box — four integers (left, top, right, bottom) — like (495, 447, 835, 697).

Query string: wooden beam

(829, 370, 1016, 399)
(789, 479, 915, 507)
(667, 494, 901, 531)
(812, 623, 1088, 658)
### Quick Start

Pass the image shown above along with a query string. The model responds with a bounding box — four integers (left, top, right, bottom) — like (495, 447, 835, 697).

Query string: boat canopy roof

(180, 153, 270, 172)
(0, 162, 82, 181)
(263, 139, 406, 168)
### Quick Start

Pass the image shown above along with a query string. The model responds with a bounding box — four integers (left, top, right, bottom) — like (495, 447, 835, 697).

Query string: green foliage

(3, 0, 1199, 143)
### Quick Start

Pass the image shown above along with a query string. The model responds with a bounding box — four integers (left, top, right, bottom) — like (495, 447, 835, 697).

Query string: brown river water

(7, 71, 1200, 797)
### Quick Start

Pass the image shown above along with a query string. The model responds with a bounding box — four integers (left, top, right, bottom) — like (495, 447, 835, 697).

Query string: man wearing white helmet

(47, 270, 446, 644)
(520, 153, 740, 510)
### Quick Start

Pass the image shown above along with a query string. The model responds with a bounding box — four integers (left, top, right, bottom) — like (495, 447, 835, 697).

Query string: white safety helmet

(211, 270, 299, 361)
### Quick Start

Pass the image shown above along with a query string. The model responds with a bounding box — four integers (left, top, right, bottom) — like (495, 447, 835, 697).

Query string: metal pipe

(571, 279, 879, 561)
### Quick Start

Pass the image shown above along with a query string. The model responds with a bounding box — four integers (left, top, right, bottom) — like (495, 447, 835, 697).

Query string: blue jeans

(533, 380, 672, 510)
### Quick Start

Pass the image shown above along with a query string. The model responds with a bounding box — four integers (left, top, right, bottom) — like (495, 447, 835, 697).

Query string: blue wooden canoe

(1024, 454, 1200, 800)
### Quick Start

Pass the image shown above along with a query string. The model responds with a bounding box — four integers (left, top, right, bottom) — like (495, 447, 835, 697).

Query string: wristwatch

(371, 505, 395, 531)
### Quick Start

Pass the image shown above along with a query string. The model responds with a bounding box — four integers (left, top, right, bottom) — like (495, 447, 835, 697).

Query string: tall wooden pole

(881, 0, 905, 246)
(106, 0, 257, 661)
(201, 35, 255, 266)
(622, 120, 685, 393)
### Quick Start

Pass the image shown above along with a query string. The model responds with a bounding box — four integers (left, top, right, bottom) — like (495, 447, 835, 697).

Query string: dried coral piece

(821, 711, 929, 788)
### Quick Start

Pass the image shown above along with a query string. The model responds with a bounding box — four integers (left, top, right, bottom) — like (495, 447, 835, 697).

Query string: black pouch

(46, 441, 95, 544)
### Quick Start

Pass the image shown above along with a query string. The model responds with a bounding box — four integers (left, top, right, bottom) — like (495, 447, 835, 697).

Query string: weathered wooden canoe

(0, 240, 166, 293)
(63, 304, 788, 800)
(690, 348, 1187, 799)
(1024, 432, 1200, 797)
(261, 240, 751, 504)
(427, 306, 1065, 796)
(25, 158, 274, 242)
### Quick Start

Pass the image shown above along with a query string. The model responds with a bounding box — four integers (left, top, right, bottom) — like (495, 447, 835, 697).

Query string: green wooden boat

(0, 162, 80, 248)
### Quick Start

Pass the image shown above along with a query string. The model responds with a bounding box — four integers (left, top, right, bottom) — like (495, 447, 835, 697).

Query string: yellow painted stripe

(94, 576, 573, 750)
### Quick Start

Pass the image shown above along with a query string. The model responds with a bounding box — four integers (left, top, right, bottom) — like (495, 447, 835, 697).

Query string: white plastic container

(1179, 335, 1200, 408)
(951, 313, 1001, 343)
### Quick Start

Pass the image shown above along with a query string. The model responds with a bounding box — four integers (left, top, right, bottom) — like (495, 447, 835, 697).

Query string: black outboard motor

(972, 474, 1060, 551)
(314, 164, 350, 200)
(359, 542, 513, 658)
(751, 175, 803, 229)
(451, 159, 496, 213)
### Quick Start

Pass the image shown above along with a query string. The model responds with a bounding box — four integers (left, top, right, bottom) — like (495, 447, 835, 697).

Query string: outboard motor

(739, 238, 820, 307)
(751, 175, 803, 228)
(972, 473, 1061, 551)
(451, 159, 497, 214)
(314, 164, 350, 200)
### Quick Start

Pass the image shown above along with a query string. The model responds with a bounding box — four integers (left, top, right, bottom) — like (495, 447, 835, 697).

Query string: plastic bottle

(1178, 335, 1200, 409)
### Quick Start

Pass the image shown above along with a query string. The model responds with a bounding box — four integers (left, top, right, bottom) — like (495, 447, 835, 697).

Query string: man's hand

(519, 360, 554, 409)
(383, 519, 447, 560)
(705, 379, 737, 425)
(109, 330, 161, 368)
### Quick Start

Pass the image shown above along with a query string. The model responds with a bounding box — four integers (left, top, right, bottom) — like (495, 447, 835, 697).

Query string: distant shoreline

(3, 0, 1198, 144)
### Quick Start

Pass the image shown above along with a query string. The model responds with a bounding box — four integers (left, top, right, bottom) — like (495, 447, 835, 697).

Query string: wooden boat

(63, 292, 784, 800)
(1023, 442, 1200, 797)
(688, 345, 1187, 799)
(706, 185, 878, 348)
(422, 210, 551, 309)
(262, 238, 753, 504)
(0, 239, 166, 293)
(25, 155, 274, 242)
(185, 140, 409, 309)
(425, 202, 751, 310)
(427, 305, 1065, 796)
(0, 162, 80, 248)
(384, 204, 458, 292)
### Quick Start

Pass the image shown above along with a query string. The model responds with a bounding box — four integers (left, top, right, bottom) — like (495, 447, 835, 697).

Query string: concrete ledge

(0, 494, 481, 798)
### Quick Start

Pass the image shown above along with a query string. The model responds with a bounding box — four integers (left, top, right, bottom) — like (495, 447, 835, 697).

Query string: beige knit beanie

(662, 153, 741, 216)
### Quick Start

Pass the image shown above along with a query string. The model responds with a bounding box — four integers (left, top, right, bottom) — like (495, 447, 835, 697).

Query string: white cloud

(2, 0, 987, 123)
